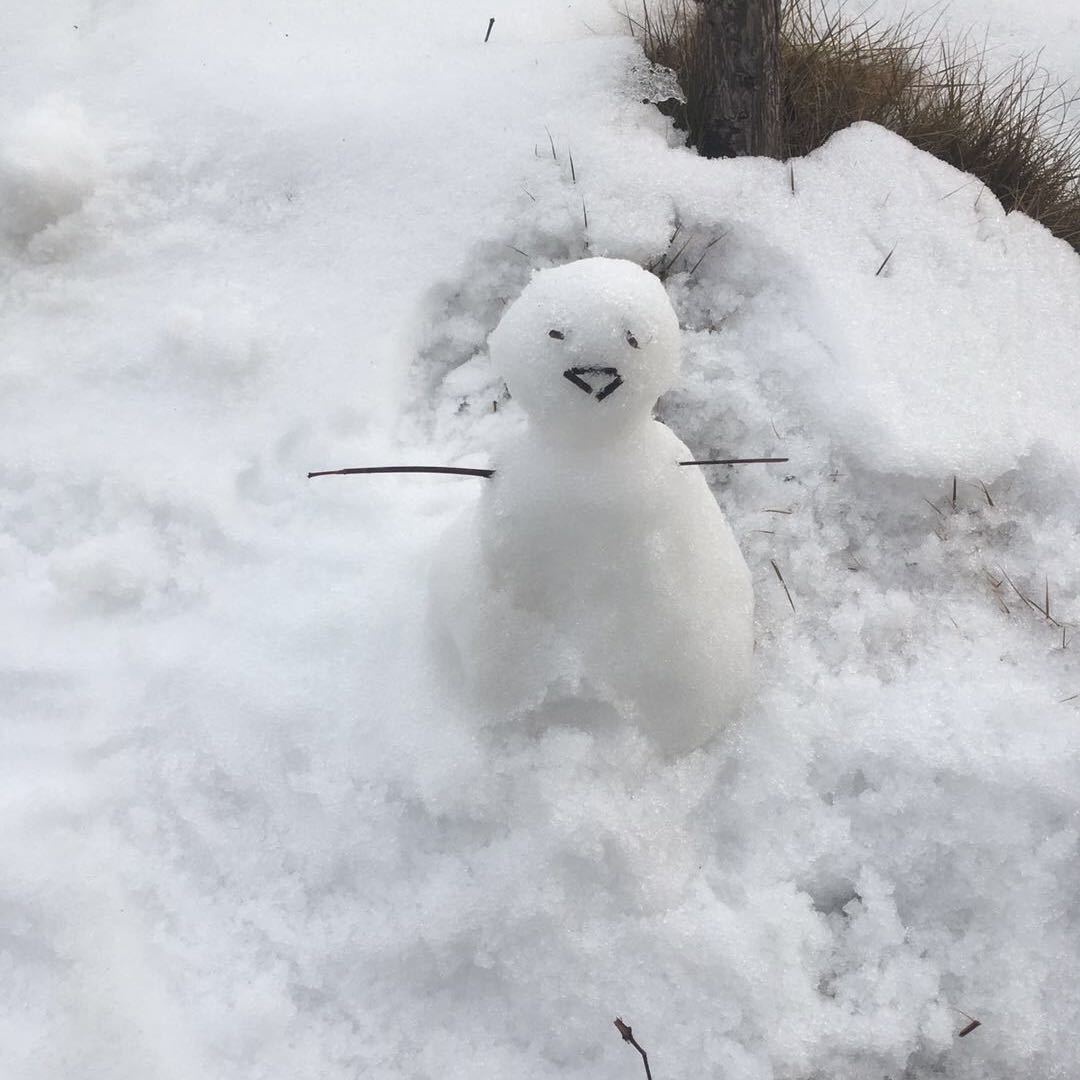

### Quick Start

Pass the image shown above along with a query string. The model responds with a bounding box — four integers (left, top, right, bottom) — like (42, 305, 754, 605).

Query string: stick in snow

(680, 457, 788, 466)
(613, 1018, 653, 1080)
(308, 458, 788, 480)
(307, 466, 494, 479)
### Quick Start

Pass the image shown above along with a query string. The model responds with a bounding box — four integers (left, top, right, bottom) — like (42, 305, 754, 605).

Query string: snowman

(428, 257, 755, 755)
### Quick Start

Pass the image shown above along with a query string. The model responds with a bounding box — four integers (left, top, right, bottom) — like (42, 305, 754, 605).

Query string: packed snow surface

(3, 3, 1080, 1080)
(432, 258, 753, 753)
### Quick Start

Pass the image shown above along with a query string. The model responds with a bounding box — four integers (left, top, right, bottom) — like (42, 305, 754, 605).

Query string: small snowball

(0, 98, 105, 244)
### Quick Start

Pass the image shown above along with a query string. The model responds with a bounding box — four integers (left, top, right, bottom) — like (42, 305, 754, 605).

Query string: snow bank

(432, 116, 1080, 479)
(4, 2, 1080, 1080)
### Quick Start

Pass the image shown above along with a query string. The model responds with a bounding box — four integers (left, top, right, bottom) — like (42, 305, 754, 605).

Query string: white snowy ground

(858, 0, 1080, 90)
(3, 2, 1080, 1078)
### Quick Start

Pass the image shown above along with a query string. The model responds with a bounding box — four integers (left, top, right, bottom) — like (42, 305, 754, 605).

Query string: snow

(3, 2, 1080, 1079)
(432, 258, 753, 753)
(0, 98, 106, 246)
(846, 0, 1080, 92)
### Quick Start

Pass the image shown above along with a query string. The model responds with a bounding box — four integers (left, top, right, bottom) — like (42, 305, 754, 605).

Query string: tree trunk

(699, 0, 782, 159)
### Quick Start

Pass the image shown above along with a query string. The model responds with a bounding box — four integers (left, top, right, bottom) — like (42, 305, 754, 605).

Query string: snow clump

(0, 98, 105, 245)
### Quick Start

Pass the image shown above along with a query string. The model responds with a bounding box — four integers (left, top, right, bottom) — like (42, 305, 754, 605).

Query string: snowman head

(489, 258, 681, 442)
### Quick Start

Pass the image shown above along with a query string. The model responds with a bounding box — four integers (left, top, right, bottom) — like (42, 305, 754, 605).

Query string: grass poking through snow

(632, 0, 1080, 251)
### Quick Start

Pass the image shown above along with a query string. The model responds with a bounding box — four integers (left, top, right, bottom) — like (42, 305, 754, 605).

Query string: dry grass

(645, 222, 727, 278)
(632, 1, 1080, 251)
(633, 1, 720, 154)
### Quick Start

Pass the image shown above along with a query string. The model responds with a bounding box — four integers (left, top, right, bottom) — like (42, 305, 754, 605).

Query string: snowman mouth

(563, 366, 624, 402)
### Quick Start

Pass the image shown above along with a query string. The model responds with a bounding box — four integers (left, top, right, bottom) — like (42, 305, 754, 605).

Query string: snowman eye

(548, 329, 565, 340)
(626, 331, 639, 349)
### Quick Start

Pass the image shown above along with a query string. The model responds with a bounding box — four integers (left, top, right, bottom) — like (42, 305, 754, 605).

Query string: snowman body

(431, 258, 753, 754)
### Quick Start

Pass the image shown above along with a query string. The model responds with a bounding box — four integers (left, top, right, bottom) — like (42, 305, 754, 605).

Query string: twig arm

(679, 457, 788, 466)
(307, 465, 494, 479)
(306, 458, 789, 480)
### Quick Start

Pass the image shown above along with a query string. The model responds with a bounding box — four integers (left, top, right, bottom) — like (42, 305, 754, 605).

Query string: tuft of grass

(632, 0, 1080, 251)
(645, 221, 727, 279)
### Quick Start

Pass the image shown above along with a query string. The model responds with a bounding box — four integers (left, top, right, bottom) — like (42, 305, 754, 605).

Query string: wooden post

(699, 0, 782, 158)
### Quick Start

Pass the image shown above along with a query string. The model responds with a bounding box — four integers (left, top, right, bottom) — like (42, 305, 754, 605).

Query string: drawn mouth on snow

(563, 366, 624, 402)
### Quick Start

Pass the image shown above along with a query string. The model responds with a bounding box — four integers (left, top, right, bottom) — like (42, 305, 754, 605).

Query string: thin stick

(613, 1019, 652, 1080)
(687, 233, 726, 277)
(771, 559, 796, 612)
(307, 466, 494, 479)
(998, 566, 1061, 625)
(680, 457, 788, 466)
(941, 177, 977, 200)
(484, 17, 495, 42)
(569, 148, 577, 183)
(663, 233, 693, 275)
(950, 1007, 982, 1038)
(875, 245, 896, 276)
